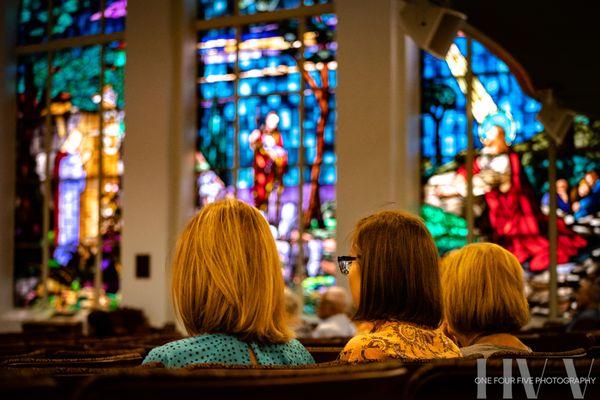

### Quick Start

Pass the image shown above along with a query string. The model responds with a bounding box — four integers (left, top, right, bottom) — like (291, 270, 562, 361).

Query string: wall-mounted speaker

(399, 0, 467, 59)
(537, 90, 575, 144)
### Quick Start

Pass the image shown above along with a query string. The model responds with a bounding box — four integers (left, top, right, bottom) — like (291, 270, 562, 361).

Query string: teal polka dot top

(142, 333, 315, 368)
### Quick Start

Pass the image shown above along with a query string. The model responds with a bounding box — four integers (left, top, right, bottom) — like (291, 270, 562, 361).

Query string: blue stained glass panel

(471, 40, 510, 75)
(198, 0, 233, 20)
(303, 91, 335, 166)
(198, 28, 236, 100)
(304, 0, 332, 5)
(18, 0, 49, 45)
(51, 0, 102, 39)
(239, 21, 300, 96)
(198, 99, 236, 170)
(421, 38, 542, 168)
(239, 0, 301, 15)
(421, 74, 467, 167)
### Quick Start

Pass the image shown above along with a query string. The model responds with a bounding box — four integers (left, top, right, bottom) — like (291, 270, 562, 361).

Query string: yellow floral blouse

(339, 321, 461, 362)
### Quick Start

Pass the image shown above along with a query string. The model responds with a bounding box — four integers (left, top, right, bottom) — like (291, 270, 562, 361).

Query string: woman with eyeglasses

(337, 210, 460, 362)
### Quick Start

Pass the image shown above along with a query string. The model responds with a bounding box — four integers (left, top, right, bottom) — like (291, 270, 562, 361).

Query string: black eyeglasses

(337, 256, 358, 275)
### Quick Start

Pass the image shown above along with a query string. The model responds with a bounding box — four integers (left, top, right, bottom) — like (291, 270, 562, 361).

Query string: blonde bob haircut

(441, 243, 530, 335)
(171, 198, 292, 343)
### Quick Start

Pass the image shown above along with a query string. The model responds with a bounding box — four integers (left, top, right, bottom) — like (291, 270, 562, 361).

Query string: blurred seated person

(338, 211, 460, 362)
(143, 199, 314, 367)
(572, 171, 600, 219)
(312, 287, 356, 338)
(284, 287, 315, 338)
(441, 243, 532, 358)
(567, 277, 600, 332)
(541, 178, 571, 215)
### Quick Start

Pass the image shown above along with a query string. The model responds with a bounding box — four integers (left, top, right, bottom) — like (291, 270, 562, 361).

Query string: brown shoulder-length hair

(352, 210, 442, 329)
(171, 198, 292, 343)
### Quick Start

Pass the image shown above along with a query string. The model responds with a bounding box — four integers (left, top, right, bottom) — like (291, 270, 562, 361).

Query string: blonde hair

(171, 198, 292, 343)
(441, 243, 530, 335)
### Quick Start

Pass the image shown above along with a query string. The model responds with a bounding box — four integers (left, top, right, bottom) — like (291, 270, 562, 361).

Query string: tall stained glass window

(196, 1, 336, 311)
(421, 33, 599, 317)
(14, 1, 127, 310)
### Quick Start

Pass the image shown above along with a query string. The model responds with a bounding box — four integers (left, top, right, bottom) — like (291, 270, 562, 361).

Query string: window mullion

(233, 25, 241, 197)
(465, 37, 475, 243)
(296, 16, 306, 283)
(94, 0, 107, 308)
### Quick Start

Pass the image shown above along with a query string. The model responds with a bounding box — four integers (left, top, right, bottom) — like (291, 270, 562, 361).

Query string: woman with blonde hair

(441, 243, 531, 358)
(338, 210, 460, 362)
(143, 199, 314, 367)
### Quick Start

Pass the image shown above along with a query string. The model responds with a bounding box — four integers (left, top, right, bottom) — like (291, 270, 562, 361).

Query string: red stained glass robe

(252, 129, 287, 211)
(461, 152, 586, 271)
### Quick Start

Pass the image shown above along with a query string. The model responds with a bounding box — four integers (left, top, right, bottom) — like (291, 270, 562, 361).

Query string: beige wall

(336, 0, 421, 259)
(121, 0, 196, 327)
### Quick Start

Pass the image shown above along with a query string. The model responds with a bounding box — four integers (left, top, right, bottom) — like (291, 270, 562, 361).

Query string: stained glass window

(196, 5, 337, 310)
(421, 34, 595, 318)
(14, 1, 126, 310)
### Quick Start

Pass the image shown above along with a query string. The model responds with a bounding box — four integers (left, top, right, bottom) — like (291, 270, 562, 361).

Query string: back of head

(576, 277, 600, 311)
(441, 243, 530, 336)
(352, 210, 442, 328)
(318, 286, 351, 319)
(171, 198, 292, 343)
(284, 287, 302, 325)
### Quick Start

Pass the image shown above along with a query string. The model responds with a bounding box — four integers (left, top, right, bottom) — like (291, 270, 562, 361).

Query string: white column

(122, 0, 196, 327)
(0, 0, 18, 318)
(336, 0, 421, 257)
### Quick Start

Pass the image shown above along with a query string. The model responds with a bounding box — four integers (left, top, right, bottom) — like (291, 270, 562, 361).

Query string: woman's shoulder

(253, 338, 315, 365)
(340, 321, 460, 362)
(339, 332, 387, 362)
(142, 334, 248, 367)
(153, 334, 245, 352)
